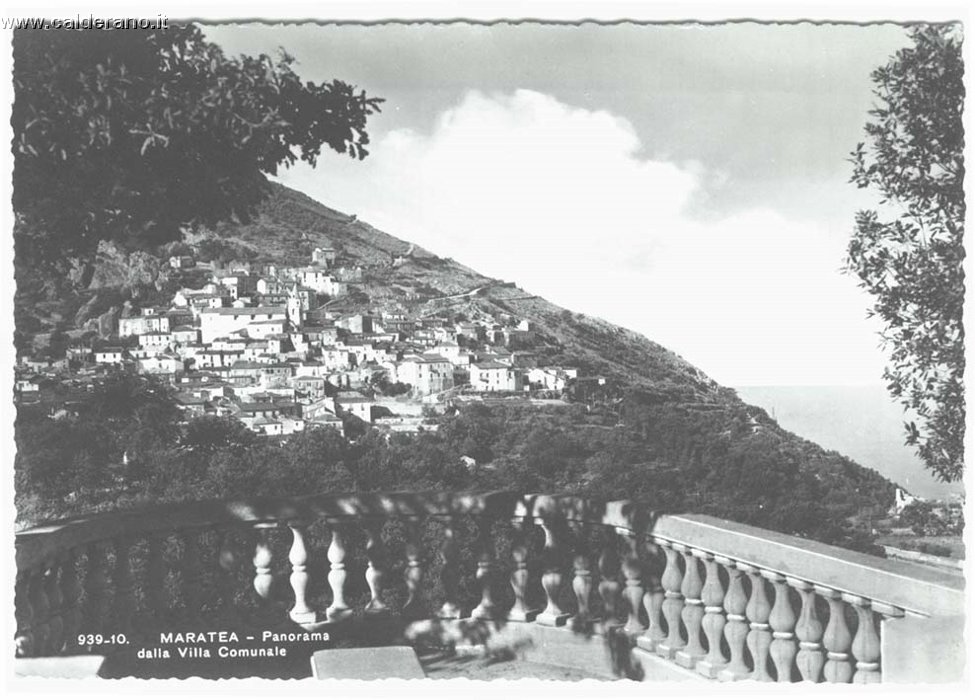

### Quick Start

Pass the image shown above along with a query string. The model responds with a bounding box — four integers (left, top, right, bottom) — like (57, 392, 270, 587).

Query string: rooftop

(472, 361, 508, 370)
(201, 306, 287, 316)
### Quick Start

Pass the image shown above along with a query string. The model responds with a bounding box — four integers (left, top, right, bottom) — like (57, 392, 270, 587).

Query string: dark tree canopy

(12, 24, 382, 275)
(847, 24, 965, 482)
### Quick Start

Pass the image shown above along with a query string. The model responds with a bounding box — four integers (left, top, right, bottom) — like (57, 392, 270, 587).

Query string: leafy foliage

(897, 500, 964, 536)
(847, 24, 965, 481)
(12, 24, 382, 275)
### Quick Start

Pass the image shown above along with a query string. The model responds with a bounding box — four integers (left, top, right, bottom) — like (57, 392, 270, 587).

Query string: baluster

(288, 522, 317, 624)
(83, 543, 107, 644)
(717, 559, 750, 681)
(216, 529, 239, 622)
(14, 572, 34, 657)
(437, 517, 462, 619)
(696, 553, 728, 677)
(766, 572, 797, 682)
(326, 524, 352, 621)
(817, 586, 853, 683)
(402, 517, 424, 619)
(59, 548, 83, 653)
(44, 559, 66, 654)
(846, 595, 881, 683)
(471, 515, 497, 619)
(597, 527, 622, 631)
(181, 530, 203, 618)
(790, 578, 824, 682)
(655, 541, 685, 659)
(252, 525, 275, 605)
(636, 542, 665, 652)
(621, 530, 646, 636)
(535, 513, 570, 626)
(28, 568, 51, 656)
(364, 520, 388, 615)
(568, 520, 593, 632)
(743, 564, 773, 681)
(675, 548, 706, 668)
(146, 534, 168, 622)
(114, 535, 135, 636)
(508, 516, 537, 622)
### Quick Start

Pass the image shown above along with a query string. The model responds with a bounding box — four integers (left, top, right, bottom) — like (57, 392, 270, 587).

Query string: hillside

(14, 181, 898, 549)
(197, 184, 735, 402)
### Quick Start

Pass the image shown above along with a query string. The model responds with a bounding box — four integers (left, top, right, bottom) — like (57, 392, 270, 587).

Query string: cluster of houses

(16, 246, 586, 439)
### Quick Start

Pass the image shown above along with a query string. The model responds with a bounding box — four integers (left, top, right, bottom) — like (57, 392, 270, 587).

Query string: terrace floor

(419, 651, 610, 680)
(16, 622, 703, 682)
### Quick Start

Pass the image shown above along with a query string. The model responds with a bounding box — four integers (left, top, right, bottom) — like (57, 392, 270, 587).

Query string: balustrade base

(716, 666, 752, 682)
(506, 608, 539, 623)
(289, 610, 321, 625)
(695, 659, 727, 678)
(635, 635, 663, 653)
(654, 642, 684, 660)
(674, 649, 706, 668)
(325, 608, 353, 623)
(534, 611, 571, 627)
(630, 648, 711, 682)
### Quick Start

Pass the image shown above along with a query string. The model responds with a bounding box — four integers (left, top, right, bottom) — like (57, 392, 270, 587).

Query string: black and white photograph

(4, 1, 971, 693)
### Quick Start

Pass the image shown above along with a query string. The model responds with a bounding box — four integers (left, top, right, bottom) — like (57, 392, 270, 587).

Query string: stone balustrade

(14, 491, 965, 682)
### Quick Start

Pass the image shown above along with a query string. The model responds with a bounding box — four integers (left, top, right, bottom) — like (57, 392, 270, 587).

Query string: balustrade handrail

(651, 514, 964, 618)
(15, 491, 503, 571)
(15, 490, 964, 620)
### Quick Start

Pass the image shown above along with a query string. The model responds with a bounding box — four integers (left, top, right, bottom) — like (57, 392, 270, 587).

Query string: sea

(735, 385, 965, 501)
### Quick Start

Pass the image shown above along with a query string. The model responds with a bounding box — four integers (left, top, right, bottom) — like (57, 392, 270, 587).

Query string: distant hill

(736, 386, 963, 500)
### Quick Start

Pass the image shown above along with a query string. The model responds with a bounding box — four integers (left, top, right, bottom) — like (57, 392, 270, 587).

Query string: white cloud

(278, 89, 887, 386)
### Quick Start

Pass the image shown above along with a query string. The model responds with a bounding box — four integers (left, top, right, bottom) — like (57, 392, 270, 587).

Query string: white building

(199, 306, 287, 344)
(430, 341, 471, 366)
(95, 348, 125, 365)
(257, 277, 284, 295)
(119, 314, 170, 337)
(336, 394, 373, 422)
(312, 246, 337, 267)
(171, 326, 200, 345)
(397, 353, 454, 396)
(137, 354, 183, 375)
(139, 331, 173, 349)
(297, 268, 348, 297)
(247, 318, 288, 340)
(470, 361, 519, 392)
(893, 487, 922, 514)
(321, 347, 353, 371)
(527, 366, 578, 392)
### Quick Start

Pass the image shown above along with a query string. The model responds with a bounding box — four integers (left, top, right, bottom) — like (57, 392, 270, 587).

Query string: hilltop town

(15, 243, 597, 440)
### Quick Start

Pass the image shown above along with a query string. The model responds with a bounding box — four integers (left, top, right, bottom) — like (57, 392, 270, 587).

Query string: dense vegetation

(15, 374, 892, 555)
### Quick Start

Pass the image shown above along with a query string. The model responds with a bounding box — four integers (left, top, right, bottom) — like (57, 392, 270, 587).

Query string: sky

(200, 21, 915, 388)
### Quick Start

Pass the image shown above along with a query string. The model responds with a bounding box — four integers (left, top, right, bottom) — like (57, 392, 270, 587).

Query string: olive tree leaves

(847, 25, 965, 481)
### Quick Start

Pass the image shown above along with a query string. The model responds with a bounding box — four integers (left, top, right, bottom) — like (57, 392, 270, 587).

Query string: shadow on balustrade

(17, 491, 664, 681)
(390, 494, 660, 682)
